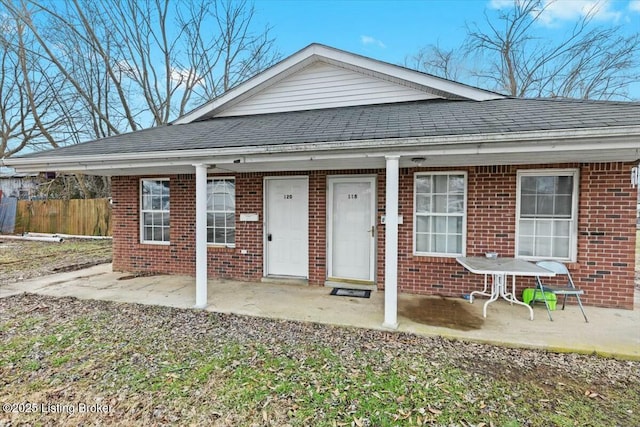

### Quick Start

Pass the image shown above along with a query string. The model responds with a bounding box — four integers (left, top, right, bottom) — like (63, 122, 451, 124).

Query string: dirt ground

(0, 238, 112, 286)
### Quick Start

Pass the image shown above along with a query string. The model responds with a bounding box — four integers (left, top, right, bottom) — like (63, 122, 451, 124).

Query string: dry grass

(0, 238, 112, 286)
(1, 294, 639, 426)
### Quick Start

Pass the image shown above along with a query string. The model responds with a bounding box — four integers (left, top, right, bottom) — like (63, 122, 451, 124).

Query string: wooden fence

(15, 198, 112, 236)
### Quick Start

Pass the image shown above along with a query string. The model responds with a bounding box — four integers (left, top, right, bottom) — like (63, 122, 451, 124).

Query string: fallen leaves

(427, 406, 442, 415)
(0, 293, 638, 426)
(585, 389, 606, 400)
(24, 303, 49, 313)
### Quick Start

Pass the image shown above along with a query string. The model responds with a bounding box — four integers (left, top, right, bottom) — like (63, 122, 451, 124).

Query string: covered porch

(7, 119, 639, 315)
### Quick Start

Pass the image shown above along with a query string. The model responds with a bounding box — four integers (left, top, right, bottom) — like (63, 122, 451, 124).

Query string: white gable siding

(216, 62, 439, 117)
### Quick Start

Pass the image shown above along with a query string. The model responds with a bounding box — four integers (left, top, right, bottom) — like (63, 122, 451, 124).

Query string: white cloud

(116, 60, 139, 81)
(169, 67, 205, 89)
(489, 0, 514, 8)
(630, 0, 640, 12)
(535, 0, 622, 26)
(360, 35, 386, 48)
(489, 0, 624, 25)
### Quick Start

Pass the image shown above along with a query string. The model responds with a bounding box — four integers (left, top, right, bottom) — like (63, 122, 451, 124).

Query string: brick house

(5, 44, 639, 326)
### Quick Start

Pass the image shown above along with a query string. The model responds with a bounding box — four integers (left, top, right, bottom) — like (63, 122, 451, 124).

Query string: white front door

(328, 177, 376, 282)
(264, 177, 309, 277)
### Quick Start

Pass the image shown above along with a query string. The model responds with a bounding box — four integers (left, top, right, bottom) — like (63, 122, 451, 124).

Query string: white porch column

(194, 163, 208, 308)
(383, 155, 400, 329)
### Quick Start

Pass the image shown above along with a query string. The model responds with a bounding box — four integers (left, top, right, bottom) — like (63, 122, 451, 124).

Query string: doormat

(330, 288, 371, 298)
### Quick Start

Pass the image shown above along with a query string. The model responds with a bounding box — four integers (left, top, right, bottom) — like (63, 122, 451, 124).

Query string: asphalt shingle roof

(18, 98, 640, 159)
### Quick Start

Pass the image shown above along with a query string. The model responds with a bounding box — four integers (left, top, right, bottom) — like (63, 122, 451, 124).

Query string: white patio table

(456, 256, 556, 320)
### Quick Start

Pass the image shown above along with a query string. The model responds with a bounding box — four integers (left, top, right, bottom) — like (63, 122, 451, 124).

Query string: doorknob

(370, 225, 375, 237)
(267, 233, 272, 242)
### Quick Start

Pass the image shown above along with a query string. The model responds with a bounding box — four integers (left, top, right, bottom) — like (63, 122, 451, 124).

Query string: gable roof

(173, 43, 503, 123)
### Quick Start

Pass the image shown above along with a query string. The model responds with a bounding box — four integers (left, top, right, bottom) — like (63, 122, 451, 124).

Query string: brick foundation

(112, 162, 637, 309)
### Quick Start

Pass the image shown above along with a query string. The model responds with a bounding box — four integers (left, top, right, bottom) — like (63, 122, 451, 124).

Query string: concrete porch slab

(2, 264, 639, 360)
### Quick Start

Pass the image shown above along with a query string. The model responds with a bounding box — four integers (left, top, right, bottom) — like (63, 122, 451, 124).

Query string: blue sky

(253, 0, 640, 97)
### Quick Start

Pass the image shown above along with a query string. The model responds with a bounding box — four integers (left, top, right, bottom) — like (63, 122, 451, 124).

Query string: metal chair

(534, 261, 588, 323)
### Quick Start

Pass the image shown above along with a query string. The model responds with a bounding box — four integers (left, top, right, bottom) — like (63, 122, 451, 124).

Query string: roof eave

(4, 126, 640, 175)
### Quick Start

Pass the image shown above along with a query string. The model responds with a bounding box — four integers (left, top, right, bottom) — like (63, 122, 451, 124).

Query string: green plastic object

(522, 288, 557, 311)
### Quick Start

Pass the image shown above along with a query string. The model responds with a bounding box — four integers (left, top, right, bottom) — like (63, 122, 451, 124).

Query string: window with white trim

(516, 170, 578, 260)
(414, 172, 467, 256)
(207, 178, 235, 245)
(140, 179, 170, 244)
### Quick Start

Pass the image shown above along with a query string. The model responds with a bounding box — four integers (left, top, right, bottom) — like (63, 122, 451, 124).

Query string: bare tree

(1, 0, 278, 198)
(0, 14, 64, 159)
(405, 44, 463, 82)
(409, 0, 640, 100)
(1, 0, 279, 145)
(0, 19, 32, 159)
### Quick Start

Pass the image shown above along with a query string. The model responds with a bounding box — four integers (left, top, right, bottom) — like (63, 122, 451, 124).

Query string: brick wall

(308, 173, 327, 285)
(575, 163, 637, 308)
(111, 162, 637, 309)
(113, 173, 270, 280)
(112, 175, 197, 275)
(393, 162, 637, 309)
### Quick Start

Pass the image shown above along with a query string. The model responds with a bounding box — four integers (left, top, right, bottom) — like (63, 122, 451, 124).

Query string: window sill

(517, 256, 576, 264)
(140, 241, 170, 246)
(412, 253, 460, 264)
(207, 244, 236, 251)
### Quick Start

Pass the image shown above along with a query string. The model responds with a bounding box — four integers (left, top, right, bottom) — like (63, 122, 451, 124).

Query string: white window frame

(140, 178, 170, 245)
(515, 168, 579, 262)
(413, 171, 467, 257)
(206, 177, 236, 247)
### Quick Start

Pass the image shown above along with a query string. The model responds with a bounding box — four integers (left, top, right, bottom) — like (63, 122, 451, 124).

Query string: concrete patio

(1, 263, 639, 360)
